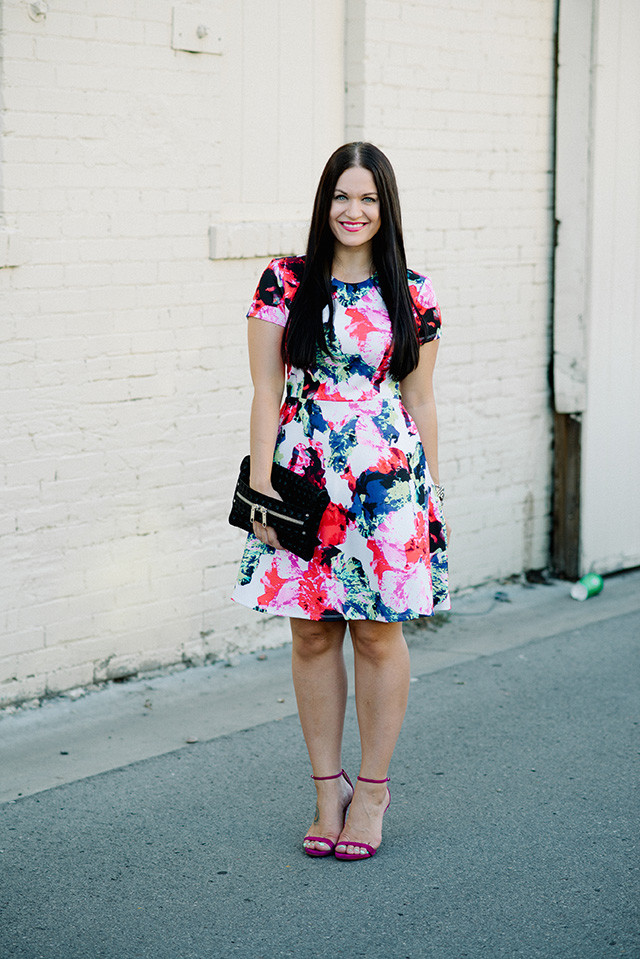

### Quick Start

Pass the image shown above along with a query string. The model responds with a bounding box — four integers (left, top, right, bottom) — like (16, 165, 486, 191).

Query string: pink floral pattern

(232, 257, 450, 621)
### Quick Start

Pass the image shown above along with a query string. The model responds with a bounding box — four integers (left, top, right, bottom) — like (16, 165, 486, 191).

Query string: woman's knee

(290, 618, 345, 659)
(349, 621, 405, 661)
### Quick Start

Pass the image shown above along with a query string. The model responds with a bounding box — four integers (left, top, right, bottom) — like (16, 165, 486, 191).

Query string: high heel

(303, 769, 354, 858)
(334, 775, 391, 861)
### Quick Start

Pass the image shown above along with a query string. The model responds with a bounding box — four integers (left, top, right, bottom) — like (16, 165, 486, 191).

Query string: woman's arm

(248, 316, 285, 492)
(247, 316, 286, 548)
(399, 339, 441, 484)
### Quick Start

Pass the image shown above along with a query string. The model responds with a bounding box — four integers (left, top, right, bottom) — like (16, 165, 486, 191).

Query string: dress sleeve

(246, 258, 288, 328)
(409, 274, 442, 345)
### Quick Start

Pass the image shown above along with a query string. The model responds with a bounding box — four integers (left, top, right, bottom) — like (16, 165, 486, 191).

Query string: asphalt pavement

(1, 572, 639, 959)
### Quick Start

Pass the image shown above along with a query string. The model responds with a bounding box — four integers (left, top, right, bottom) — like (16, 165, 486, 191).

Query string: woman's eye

(334, 194, 347, 201)
(363, 196, 376, 203)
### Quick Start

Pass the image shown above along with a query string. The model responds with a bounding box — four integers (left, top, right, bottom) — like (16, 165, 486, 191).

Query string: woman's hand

(251, 483, 284, 550)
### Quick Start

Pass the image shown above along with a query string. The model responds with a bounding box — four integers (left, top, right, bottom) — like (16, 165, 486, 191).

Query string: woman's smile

(329, 166, 381, 252)
(339, 221, 368, 232)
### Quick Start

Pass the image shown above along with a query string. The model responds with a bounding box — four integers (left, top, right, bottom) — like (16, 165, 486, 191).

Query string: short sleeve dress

(231, 256, 450, 621)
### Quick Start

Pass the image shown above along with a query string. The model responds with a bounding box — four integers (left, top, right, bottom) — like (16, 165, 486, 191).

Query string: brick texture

(1, 0, 556, 705)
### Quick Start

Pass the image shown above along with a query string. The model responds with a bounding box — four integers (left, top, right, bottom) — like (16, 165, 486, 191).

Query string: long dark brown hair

(284, 141, 420, 381)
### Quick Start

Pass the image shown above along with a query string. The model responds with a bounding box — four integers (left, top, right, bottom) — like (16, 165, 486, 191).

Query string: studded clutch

(229, 455, 330, 561)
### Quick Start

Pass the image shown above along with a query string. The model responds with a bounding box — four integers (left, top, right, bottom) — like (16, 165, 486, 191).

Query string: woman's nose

(346, 198, 362, 219)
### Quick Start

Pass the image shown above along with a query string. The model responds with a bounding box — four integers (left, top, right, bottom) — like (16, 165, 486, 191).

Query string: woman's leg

(290, 618, 352, 853)
(336, 620, 410, 856)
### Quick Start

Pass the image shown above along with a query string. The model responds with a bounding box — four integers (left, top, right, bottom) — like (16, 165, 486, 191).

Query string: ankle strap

(357, 775, 390, 784)
(311, 768, 346, 781)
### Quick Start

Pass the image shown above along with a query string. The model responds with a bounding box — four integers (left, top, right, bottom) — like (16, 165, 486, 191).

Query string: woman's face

(329, 166, 381, 254)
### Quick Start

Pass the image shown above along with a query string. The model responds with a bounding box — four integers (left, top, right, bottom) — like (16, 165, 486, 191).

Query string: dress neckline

(331, 272, 377, 290)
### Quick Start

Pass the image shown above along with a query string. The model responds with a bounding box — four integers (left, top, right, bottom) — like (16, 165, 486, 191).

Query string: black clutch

(229, 455, 329, 561)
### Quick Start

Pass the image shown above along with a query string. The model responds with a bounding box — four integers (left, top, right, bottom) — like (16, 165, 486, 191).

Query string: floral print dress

(231, 256, 450, 621)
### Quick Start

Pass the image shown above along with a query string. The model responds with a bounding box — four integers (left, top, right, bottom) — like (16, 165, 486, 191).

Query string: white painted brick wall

(1, 0, 556, 705)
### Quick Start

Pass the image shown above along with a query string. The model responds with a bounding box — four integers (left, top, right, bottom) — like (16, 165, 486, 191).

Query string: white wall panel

(581, 0, 640, 572)
(218, 0, 344, 235)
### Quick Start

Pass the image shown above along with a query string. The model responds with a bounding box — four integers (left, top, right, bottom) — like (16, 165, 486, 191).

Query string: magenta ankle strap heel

(303, 769, 354, 858)
(334, 775, 391, 862)
(311, 769, 352, 783)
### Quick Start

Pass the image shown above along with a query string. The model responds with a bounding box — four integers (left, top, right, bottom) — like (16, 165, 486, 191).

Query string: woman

(232, 142, 449, 861)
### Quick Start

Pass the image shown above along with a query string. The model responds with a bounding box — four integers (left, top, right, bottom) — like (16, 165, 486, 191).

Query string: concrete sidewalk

(1, 570, 639, 805)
